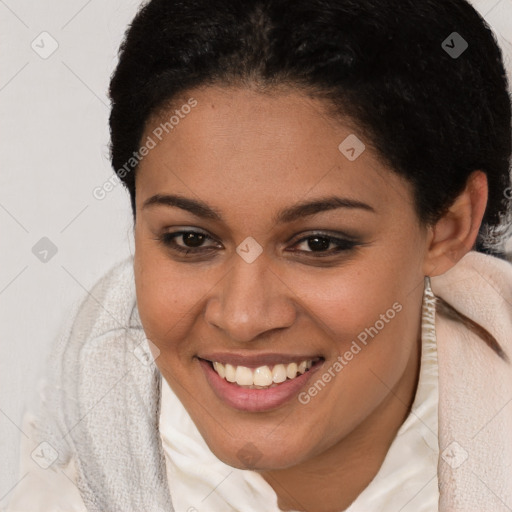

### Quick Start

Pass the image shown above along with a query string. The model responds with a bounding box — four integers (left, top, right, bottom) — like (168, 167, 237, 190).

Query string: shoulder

(5, 411, 88, 512)
(28, 256, 142, 466)
(44, 254, 140, 401)
(54, 255, 140, 364)
(70, 255, 139, 340)
(21, 256, 160, 508)
(430, 250, 512, 357)
(430, 250, 512, 306)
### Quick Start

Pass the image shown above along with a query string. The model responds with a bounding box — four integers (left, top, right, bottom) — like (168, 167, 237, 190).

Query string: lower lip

(198, 358, 324, 412)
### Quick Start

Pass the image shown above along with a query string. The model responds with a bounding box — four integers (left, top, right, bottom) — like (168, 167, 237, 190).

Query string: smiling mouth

(200, 357, 324, 389)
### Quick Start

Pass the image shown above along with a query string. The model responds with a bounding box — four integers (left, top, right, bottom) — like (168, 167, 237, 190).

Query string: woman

(7, 0, 512, 511)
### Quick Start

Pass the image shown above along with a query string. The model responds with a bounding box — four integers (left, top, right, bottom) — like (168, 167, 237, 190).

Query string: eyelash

(156, 230, 359, 258)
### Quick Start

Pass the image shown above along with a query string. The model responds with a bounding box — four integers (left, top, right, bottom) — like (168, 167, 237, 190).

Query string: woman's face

(133, 85, 431, 470)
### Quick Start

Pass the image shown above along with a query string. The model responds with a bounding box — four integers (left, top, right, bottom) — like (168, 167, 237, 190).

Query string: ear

(423, 170, 488, 277)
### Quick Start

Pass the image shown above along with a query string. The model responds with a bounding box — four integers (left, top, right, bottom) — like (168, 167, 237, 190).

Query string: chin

(202, 431, 314, 471)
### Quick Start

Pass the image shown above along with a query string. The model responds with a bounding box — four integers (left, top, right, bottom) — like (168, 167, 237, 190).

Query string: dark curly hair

(108, 0, 511, 361)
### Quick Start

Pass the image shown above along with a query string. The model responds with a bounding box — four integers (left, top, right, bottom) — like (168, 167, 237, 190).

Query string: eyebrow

(142, 193, 376, 223)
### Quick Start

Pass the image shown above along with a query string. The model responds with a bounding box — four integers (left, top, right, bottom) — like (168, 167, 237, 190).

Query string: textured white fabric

(5, 412, 87, 512)
(158, 278, 439, 512)
(431, 253, 512, 511)
(5, 251, 512, 512)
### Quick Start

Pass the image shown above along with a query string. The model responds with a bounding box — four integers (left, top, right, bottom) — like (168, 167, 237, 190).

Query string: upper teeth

(212, 359, 317, 388)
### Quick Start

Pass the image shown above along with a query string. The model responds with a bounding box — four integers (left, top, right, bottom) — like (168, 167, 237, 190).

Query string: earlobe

(422, 170, 488, 277)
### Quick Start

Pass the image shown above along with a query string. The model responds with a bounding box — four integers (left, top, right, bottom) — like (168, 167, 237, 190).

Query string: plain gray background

(1, 0, 511, 506)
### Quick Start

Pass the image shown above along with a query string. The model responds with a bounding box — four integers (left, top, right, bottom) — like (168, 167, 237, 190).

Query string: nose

(204, 253, 297, 343)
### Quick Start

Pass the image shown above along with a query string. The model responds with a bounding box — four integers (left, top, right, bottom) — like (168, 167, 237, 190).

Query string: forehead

(135, 86, 414, 220)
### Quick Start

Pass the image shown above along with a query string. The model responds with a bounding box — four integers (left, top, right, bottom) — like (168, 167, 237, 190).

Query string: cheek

(288, 278, 420, 454)
(286, 250, 419, 349)
(133, 238, 205, 353)
(289, 251, 422, 401)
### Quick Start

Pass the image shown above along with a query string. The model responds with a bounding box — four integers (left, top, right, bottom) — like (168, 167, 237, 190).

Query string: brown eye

(180, 232, 207, 248)
(158, 230, 219, 254)
(290, 233, 358, 257)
